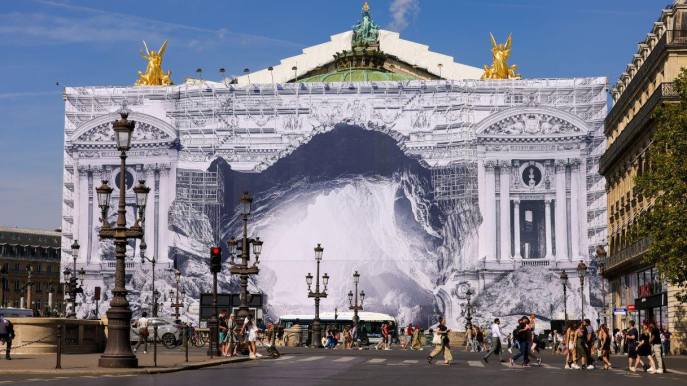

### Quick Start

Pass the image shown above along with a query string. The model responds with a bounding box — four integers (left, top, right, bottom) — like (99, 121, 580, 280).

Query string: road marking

(273, 355, 294, 361)
(467, 360, 485, 367)
(667, 369, 687, 376)
(298, 356, 325, 362)
(366, 358, 386, 364)
(402, 359, 419, 364)
(540, 363, 556, 369)
(333, 356, 356, 362)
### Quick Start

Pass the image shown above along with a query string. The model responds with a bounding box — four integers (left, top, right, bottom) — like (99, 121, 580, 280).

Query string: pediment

(482, 113, 582, 136)
(76, 122, 172, 143)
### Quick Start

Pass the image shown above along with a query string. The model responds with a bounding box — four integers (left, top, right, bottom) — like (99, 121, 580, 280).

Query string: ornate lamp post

(577, 260, 588, 321)
(63, 240, 85, 318)
(139, 241, 159, 367)
(227, 192, 262, 321)
(348, 271, 365, 326)
(305, 243, 329, 348)
(0, 264, 7, 308)
(169, 270, 185, 321)
(465, 288, 474, 330)
(24, 265, 33, 313)
(560, 271, 569, 323)
(96, 109, 150, 368)
(596, 245, 608, 326)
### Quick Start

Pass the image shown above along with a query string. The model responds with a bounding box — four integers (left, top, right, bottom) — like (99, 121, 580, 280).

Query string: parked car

(130, 317, 184, 349)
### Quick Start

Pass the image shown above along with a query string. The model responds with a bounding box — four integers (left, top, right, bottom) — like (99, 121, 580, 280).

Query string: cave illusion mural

(61, 5, 607, 328)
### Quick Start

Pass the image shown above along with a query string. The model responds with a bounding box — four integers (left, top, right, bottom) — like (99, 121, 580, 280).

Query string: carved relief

(76, 122, 172, 142)
(482, 113, 582, 136)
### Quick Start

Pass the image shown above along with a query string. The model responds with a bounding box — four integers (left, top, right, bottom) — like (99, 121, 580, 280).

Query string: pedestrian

(0, 313, 14, 360)
(343, 325, 353, 349)
(662, 328, 671, 356)
(563, 322, 576, 369)
(482, 318, 503, 363)
(427, 318, 452, 365)
(226, 313, 237, 357)
(465, 325, 474, 352)
(510, 317, 532, 367)
(634, 323, 652, 372)
(597, 323, 612, 370)
(626, 320, 639, 371)
(218, 310, 228, 356)
(648, 321, 664, 374)
(240, 314, 260, 359)
(528, 314, 542, 366)
(351, 323, 359, 349)
(571, 321, 589, 369)
(133, 312, 149, 354)
(475, 326, 485, 352)
(583, 319, 595, 369)
(411, 326, 423, 350)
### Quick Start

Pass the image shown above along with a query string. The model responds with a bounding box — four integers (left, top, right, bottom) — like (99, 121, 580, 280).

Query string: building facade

(61, 5, 606, 327)
(0, 227, 63, 315)
(600, 1, 687, 354)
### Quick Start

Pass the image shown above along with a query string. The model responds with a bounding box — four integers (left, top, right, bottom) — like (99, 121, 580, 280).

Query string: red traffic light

(211, 247, 221, 255)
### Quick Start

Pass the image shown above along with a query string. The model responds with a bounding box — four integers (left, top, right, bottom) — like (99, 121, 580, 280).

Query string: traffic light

(210, 246, 221, 273)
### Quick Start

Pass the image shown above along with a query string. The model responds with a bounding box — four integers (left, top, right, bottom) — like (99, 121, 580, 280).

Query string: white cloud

(387, 0, 420, 32)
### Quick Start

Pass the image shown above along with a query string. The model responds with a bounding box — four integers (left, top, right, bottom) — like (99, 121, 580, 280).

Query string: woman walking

(240, 314, 260, 359)
(598, 323, 613, 369)
(427, 318, 452, 365)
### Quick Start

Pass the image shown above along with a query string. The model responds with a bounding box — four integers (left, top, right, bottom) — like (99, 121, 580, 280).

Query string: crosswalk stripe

(333, 356, 356, 362)
(540, 363, 556, 369)
(467, 360, 485, 367)
(273, 355, 295, 361)
(367, 358, 386, 364)
(298, 356, 325, 362)
(402, 359, 419, 364)
(667, 369, 687, 376)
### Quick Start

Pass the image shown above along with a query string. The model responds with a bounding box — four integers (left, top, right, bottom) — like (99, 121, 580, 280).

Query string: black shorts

(628, 346, 637, 359)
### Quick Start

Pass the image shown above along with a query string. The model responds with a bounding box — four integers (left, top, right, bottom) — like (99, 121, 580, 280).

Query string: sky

(0, 0, 667, 229)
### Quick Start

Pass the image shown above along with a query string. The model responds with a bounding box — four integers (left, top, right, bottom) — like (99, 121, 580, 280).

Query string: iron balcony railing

(604, 236, 651, 271)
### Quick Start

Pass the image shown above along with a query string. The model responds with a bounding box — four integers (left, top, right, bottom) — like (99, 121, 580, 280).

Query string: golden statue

(481, 33, 521, 80)
(362, 1, 370, 12)
(135, 40, 173, 86)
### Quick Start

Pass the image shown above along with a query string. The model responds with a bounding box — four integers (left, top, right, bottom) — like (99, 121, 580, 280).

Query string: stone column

(545, 198, 554, 259)
(499, 162, 511, 261)
(477, 160, 488, 259)
(570, 159, 581, 260)
(484, 161, 497, 260)
(555, 161, 568, 260)
(513, 198, 521, 258)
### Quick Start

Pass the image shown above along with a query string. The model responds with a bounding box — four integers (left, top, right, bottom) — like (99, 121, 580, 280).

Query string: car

(130, 317, 184, 349)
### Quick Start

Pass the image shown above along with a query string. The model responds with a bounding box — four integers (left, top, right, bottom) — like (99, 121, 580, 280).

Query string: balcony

(604, 237, 651, 273)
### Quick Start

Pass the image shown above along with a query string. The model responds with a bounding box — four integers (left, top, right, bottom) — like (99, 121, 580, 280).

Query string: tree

(635, 69, 687, 302)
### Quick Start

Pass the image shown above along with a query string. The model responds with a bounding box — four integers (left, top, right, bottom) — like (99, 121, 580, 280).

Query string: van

(0, 308, 34, 317)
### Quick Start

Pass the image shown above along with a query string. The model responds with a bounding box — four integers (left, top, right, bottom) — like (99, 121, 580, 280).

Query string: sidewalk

(0, 348, 250, 376)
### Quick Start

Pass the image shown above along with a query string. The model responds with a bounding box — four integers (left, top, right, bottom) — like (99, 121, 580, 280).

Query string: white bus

(278, 311, 396, 346)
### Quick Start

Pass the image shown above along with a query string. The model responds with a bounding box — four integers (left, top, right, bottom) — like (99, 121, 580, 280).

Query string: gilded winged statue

(135, 40, 173, 86)
(482, 33, 521, 80)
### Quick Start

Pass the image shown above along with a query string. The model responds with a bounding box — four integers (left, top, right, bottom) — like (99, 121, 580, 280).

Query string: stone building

(600, 0, 687, 354)
(0, 226, 63, 314)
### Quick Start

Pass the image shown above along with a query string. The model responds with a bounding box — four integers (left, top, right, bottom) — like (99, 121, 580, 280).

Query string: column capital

(545, 197, 553, 204)
(484, 160, 497, 170)
(555, 159, 567, 172)
(499, 160, 512, 170)
(513, 197, 521, 204)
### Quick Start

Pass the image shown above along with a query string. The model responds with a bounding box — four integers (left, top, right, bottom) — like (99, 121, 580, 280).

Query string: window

(14, 263, 20, 271)
(47, 264, 52, 273)
(14, 280, 20, 291)
(36, 282, 42, 293)
(36, 264, 42, 273)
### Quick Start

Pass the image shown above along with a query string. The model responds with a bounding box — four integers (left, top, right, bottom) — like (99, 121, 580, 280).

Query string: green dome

(298, 68, 417, 83)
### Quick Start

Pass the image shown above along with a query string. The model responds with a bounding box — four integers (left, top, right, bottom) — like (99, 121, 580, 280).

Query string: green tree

(635, 69, 687, 302)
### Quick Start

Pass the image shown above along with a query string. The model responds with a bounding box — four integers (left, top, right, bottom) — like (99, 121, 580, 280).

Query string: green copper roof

(298, 68, 418, 83)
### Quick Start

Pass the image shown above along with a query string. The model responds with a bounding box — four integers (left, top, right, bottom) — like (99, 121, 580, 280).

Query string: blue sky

(0, 0, 666, 229)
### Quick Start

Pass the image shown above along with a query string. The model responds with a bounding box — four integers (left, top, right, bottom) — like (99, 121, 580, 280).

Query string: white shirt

(490, 323, 502, 338)
(136, 317, 149, 329)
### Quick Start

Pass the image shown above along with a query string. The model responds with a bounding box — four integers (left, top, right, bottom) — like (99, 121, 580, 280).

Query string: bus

(278, 311, 396, 346)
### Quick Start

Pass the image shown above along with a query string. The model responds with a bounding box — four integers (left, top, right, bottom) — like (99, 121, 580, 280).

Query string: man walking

(133, 312, 149, 354)
(0, 313, 14, 360)
(482, 318, 503, 363)
(649, 322, 664, 374)
(510, 317, 532, 367)
(427, 318, 453, 365)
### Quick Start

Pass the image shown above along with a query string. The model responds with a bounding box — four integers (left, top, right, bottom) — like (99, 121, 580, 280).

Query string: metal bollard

(153, 325, 158, 367)
(184, 325, 189, 363)
(55, 323, 62, 369)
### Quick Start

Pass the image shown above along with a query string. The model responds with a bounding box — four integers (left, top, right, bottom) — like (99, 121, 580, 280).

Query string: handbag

(432, 333, 442, 345)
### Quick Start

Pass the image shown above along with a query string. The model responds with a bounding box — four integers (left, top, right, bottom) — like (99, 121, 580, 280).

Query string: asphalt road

(2, 348, 686, 386)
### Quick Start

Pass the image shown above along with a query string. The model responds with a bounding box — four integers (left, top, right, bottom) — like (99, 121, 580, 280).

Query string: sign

(613, 307, 627, 316)
(627, 304, 636, 312)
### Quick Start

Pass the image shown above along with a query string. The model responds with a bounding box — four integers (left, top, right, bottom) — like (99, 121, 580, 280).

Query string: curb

(0, 357, 253, 376)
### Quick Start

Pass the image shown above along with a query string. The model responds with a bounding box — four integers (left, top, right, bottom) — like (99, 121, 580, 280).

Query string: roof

(229, 29, 482, 86)
(279, 311, 396, 322)
(299, 68, 417, 83)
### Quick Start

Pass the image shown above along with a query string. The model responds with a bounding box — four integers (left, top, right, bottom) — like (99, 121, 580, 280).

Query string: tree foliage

(635, 69, 687, 302)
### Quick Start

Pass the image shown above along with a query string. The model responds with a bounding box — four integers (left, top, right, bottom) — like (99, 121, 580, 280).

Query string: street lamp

(63, 240, 85, 318)
(465, 288, 473, 330)
(0, 264, 7, 308)
(577, 260, 588, 321)
(306, 243, 328, 348)
(596, 245, 608, 326)
(170, 269, 184, 321)
(348, 271, 365, 326)
(97, 109, 149, 368)
(228, 192, 262, 321)
(139, 241, 159, 367)
(560, 271, 569, 323)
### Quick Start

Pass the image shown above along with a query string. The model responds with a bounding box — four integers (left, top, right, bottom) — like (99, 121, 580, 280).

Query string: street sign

(613, 307, 627, 316)
(627, 304, 637, 312)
